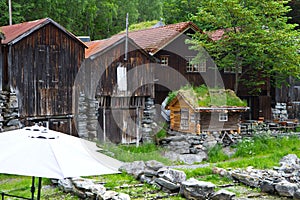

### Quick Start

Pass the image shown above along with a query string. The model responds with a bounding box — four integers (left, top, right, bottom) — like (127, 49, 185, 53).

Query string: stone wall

(213, 154, 300, 200)
(119, 160, 235, 200)
(0, 91, 20, 131)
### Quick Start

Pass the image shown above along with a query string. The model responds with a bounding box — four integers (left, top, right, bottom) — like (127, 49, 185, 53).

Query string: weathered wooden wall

(168, 97, 242, 134)
(4, 23, 85, 118)
(84, 39, 154, 143)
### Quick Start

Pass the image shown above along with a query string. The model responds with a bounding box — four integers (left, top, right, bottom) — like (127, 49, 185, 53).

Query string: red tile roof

(0, 18, 87, 47)
(116, 21, 202, 54)
(85, 21, 202, 58)
(1, 18, 48, 44)
(85, 35, 125, 58)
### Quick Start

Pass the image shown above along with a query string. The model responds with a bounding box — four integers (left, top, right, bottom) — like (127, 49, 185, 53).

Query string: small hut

(166, 85, 249, 134)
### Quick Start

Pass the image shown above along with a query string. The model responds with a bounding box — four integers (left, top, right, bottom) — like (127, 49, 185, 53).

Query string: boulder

(274, 180, 298, 197)
(211, 189, 235, 200)
(157, 168, 186, 184)
(180, 178, 215, 200)
(231, 171, 260, 188)
(113, 193, 131, 200)
(99, 190, 119, 200)
(119, 161, 146, 179)
(58, 178, 73, 192)
(145, 160, 165, 171)
(293, 189, 300, 200)
(278, 154, 300, 173)
(260, 180, 275, 194)
(154, 178, 180, 192)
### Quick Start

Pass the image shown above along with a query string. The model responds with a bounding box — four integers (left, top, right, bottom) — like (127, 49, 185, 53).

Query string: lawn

(1, 133, 300, 199)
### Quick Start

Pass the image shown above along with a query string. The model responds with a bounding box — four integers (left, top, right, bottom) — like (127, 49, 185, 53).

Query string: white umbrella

(0, 125, 121, 199)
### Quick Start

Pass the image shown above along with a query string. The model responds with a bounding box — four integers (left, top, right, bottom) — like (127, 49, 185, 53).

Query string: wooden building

(84, 35, 155, 143)
(0, 18, 87, 134)
(166, 87, 248, 134)
(117, 22, 275, 121)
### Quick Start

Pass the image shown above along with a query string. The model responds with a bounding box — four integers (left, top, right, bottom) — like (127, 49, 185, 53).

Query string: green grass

(2, 134, 300, 199)
(0, 174, 78, 200)
(98, 142, 172, 165)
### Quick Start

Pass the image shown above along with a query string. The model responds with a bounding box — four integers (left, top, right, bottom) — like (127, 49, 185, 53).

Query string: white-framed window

(219, 113, 228, 122)
(180, 108, 189, 130)
(190, 113, 195, 123)
(186, 56, 206, 73)
(224, 66, 242, 74)
(160, 55, 169, 66)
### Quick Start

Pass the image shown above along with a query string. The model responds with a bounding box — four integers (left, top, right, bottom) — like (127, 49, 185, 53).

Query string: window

(186, 56, 206, 72)
(180, 109, 189, 130)
(190, 113, 195, 123)
(219, 113, 228, 122)
(160, 55, 169, 66)
(224, 66, 242, 74)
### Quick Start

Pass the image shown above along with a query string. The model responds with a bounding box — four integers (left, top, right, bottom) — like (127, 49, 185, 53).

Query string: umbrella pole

(37, 177, 42, 200)
(31, 177, 35, 200)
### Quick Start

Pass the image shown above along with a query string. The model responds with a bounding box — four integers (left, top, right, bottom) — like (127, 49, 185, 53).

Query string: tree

(162, 0, 202, 24)
(188, 0, 300, 94)
(138, 0, 162, 22)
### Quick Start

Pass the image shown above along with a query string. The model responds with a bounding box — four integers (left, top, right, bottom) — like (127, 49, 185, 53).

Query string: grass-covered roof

(167, 85, 247, 108)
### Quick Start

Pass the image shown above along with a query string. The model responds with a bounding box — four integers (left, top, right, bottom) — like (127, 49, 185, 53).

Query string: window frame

(219, 112, 228, 122)
(160, 55, 169, 66)
(180, 108, 189, 130)
(186, 56, 206, 73)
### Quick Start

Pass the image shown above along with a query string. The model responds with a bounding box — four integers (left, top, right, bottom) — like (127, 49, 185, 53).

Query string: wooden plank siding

(168, 95, 244, 134)
(4, 23, 85, 117)
(84, 37, 154, 143)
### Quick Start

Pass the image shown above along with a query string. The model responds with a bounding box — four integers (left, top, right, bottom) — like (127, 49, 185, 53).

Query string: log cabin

(84, 35, 155, 143)
(166, 86, 249, 134)
(0, 18, 87, 134)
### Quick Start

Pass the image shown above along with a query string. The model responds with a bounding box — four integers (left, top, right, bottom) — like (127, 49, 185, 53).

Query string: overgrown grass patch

(207, 144, 229, 163)
(98, 142, 172, 165)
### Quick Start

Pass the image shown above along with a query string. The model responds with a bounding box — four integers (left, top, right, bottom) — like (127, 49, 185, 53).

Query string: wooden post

(103, 108, 106, 142)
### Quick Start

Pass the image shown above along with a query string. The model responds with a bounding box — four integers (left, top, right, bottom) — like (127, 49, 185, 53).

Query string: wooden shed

(0, 18, 87, 134)
(166, 86, 248, 134)
(84, 35, 155, 143)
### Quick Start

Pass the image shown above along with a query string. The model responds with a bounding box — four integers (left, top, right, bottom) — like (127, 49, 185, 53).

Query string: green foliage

(155, 123, 168, 139)
(189, 0, 300, 94)
(208, 144, 229, 163)
(167, 84, 247, 107)
(98, 142, 172, 165)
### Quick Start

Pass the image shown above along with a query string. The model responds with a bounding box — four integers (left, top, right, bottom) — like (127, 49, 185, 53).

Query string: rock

(168, 141, 190, 154)
(211, 189, 235, 200)
(274, 180, 298, 197)
(72, 177, 94, 190)
(113, 193, 131, 200)
(99, 190, 119, 200)
(163, 151, 207, 164)
(294, 189, 300, 200)
(212, 167, 230, 177)
(145, 160, 165, 171)
(180, 178, 215, 200)
(154, 178, 180, 192)
(178, 151, 207, 164)
(58, 178, 73, 192)
(90, 184, 106, 196)
(158, 168, 186, 184)
(231, 171, 260, 187)
(260, 180, 275, 194)
(73, 186, 87, 199)
(278, 154, 300, 173)
(119, 161, 146, 179)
